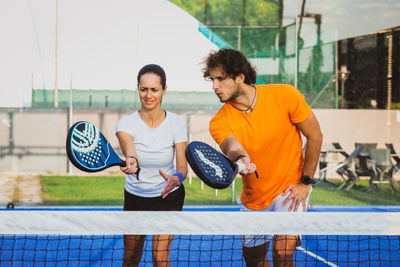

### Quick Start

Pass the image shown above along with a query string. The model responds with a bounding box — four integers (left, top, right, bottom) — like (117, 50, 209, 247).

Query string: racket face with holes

(185, 141, 237, 189)
(66, 121, 124, 172)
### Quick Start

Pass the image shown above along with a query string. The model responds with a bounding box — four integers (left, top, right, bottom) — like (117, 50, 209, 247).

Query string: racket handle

(236, 162, 259, 178)
(120, 160, 141, 179)
(236, 162, 245, 171)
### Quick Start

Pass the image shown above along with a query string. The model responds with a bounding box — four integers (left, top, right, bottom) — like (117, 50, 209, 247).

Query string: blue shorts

(238, 188, 312, 248)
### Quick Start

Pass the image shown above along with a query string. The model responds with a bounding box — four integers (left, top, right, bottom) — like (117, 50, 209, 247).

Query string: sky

(0, 0, 217, 107)
(282, 0, 400, 44)
(303, 0, 400, 41)
(0, 0, 399, 107)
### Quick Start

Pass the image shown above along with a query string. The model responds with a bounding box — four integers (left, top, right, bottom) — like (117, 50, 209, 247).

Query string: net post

(188, 133, 192, 184)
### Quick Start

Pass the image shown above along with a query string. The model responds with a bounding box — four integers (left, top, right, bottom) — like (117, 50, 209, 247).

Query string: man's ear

(236, 73, 245, 84)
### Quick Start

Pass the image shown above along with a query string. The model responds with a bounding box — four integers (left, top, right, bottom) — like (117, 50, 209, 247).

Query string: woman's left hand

(159, 169, 180, 199)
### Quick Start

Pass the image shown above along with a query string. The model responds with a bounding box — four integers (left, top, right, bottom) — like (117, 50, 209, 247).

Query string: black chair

(332, 143, 351, 158)
(318, 143, 364, 190)
(368, 148, 395, 192)
(385, 143, 400, 168)
(317, 143, 346, 184)
(351, 143, 378, 191)
(334, 143, 365, 191)
(377, 143, 400, 192)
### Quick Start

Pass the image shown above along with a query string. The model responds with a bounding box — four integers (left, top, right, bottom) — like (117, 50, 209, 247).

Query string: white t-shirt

(115, 111, 188, 197)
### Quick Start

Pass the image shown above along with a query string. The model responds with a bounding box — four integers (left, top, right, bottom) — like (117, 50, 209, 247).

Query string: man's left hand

(281, 183, 311, 212)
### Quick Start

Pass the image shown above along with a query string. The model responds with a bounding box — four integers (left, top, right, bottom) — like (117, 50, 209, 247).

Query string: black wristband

(301, 175, 315, 185)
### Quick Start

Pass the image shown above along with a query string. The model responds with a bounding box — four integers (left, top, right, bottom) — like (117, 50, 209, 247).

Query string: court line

(297, 246, 339, 267)
(2, 205, 400, 212)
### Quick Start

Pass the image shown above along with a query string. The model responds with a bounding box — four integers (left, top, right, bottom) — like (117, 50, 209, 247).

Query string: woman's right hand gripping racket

(66, 121, 140, 177)
(66, 121, 125, 172)
(185, 141, 246, 189)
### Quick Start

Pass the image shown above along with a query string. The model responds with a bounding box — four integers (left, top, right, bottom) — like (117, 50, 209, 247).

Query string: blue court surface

(1, 205, 399, 266)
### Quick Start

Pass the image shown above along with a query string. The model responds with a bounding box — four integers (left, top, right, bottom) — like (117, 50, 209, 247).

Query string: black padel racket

(185, 141, 245, 189)
(66, 121, 137, 173)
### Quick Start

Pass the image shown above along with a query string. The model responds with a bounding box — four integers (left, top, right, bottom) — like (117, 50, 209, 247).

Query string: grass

(40, 175, 240, 206)
(40, 175, 400, 206)
(41, 175, 125, 206)
(183, 177, 242, 205)
(310, 179, 400, 206)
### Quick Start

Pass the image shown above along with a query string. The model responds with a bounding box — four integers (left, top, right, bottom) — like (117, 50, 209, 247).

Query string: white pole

(188, 133, 192, 184)
(54, 0, 59, 108)
(67, 73, 73, 175)
(231, 178, 236, 203)
(69, 73, 73, 127)
(237, 26, 241, 50)
(294, 2, 298, 88)
(200, 136, 205, 191)
(386, 34, 393, 119)
(31, 73, 34, 106)
(214, 141, 220, 197)
(187, 113, 192, 184)
(386, 34, 393, 156)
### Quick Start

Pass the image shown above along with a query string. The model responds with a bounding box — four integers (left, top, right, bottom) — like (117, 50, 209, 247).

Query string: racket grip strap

(173, 172, 184, 186)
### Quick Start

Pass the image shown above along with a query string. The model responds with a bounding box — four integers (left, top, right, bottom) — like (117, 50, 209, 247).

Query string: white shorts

(238, 188, 312, 248)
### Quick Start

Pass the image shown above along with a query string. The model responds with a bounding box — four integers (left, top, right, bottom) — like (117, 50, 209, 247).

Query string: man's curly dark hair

(202, 48, 257, 85)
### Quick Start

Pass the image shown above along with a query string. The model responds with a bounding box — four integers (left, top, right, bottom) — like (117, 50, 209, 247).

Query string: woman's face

(138, 73, 166, 111)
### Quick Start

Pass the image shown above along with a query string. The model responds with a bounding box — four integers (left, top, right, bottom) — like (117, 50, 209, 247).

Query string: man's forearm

(302, 137, 323, 177)
(220, 135, 249, 162)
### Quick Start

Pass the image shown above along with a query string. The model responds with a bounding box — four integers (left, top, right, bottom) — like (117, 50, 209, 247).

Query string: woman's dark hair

(137, 64, 167, 89)
(202, 48, 257, 85)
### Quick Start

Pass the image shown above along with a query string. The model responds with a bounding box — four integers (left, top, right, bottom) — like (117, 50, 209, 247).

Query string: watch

(301, 175, 315, 185)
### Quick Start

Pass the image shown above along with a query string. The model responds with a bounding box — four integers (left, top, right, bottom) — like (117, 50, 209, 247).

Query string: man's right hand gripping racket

(185, 141, 246, 189)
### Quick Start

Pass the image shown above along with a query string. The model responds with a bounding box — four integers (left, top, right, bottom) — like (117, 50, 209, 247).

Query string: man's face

(208, 67, 241, 103)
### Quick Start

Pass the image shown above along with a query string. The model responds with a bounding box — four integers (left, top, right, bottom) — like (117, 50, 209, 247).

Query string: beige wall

(186, 109, 400, 154)
(314, 109, 400, 152)
(0, 108, 399, 174)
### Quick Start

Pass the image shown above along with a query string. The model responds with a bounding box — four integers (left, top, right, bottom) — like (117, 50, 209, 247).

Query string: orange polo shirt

(209, 84, 312, 210)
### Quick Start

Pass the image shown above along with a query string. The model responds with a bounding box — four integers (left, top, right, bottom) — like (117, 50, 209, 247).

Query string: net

(1, 210, 399, 266)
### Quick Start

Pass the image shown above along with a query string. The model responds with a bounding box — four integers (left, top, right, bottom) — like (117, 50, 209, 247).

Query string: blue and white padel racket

(185, 141, 245, 189)
(66, 121, 133, 173)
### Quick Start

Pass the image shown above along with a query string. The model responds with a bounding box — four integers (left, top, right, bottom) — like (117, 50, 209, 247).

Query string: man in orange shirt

(203, 48, 323, 267)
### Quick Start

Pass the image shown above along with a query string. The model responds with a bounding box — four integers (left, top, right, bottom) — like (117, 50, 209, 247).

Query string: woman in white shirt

(116, 64, 188, 267)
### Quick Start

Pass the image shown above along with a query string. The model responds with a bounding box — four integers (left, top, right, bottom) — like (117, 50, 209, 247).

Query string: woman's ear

(162, 85, 167, 95)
